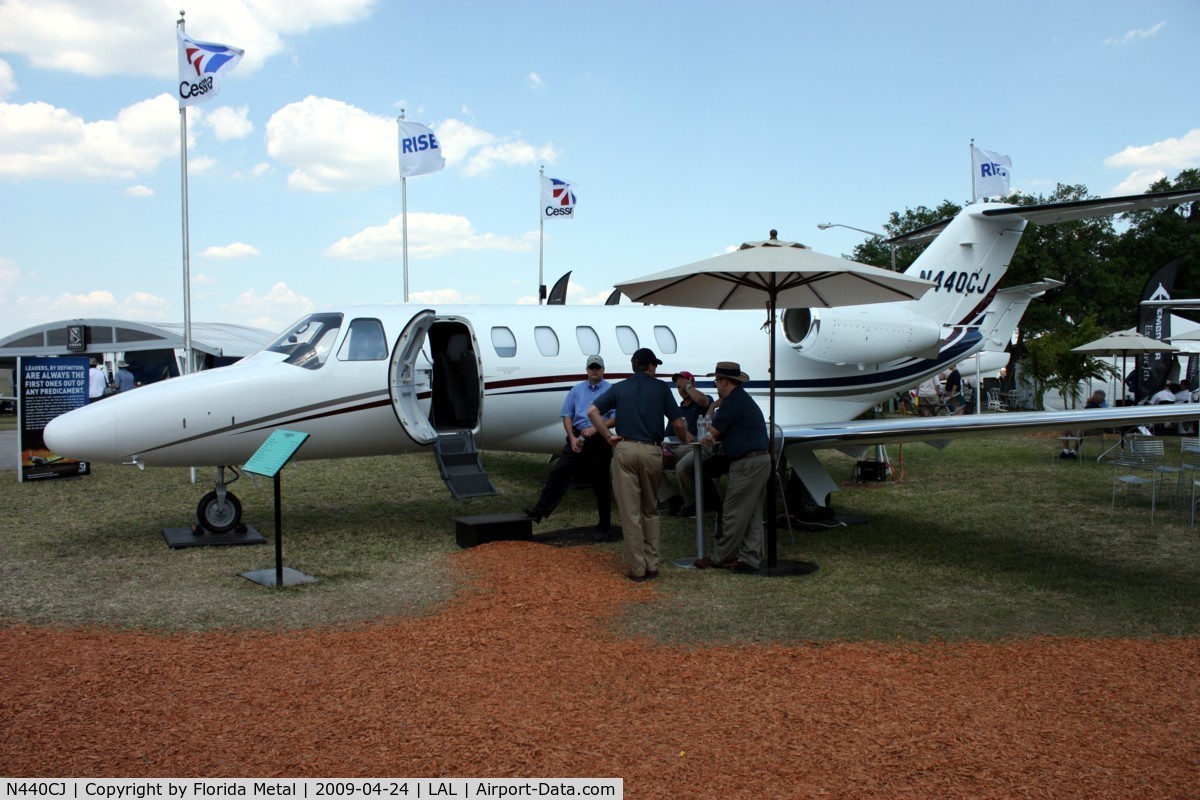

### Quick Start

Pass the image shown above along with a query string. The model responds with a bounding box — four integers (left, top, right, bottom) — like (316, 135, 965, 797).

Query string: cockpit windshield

(265, 313, 344, 369)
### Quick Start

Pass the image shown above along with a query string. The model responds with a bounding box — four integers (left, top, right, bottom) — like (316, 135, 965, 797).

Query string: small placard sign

(243, 430, 309, 478)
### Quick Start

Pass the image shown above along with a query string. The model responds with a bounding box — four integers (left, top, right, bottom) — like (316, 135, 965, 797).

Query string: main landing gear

(195, 465, 244, 533)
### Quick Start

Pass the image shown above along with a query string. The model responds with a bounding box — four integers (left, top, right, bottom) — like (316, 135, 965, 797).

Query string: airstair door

(387, 311, 497, 499)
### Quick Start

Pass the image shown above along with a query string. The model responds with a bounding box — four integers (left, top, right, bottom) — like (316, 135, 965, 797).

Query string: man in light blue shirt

(523, 355, 616, 539)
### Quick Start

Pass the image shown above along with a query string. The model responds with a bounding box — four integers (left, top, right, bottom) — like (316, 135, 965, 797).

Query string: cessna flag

(541, 176, 577, 221)
(1135, 256, 1184, 401)
(397, 120, 445, 178)
(177, 29, 244, 108)
(971, 146, 1011, 200)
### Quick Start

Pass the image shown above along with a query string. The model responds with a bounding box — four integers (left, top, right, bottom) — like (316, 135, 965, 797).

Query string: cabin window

(337, 318, 388, 361)
(534, 326, 559, 357)
(575, 326, 600, 359)
(266, 313, 344, 370)
(491, 326, 517, 358)
(653, 325, 678, 355)
(615, 325, 639, 355)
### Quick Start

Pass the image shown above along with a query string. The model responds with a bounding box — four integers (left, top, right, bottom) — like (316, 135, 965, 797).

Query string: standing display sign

(239, 430, 315, 588)
(18, 356, 90, 482)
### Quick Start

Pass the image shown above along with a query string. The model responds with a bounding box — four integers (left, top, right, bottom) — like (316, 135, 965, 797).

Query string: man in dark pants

(588, 348, 689, 582)
(523, 355, 616, 539)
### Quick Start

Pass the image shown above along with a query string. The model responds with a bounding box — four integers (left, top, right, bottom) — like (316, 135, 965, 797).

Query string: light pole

(817, 222, 897, 271)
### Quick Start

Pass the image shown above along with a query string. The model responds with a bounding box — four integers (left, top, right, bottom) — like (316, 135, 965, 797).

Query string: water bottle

(696, 417, 711, 455)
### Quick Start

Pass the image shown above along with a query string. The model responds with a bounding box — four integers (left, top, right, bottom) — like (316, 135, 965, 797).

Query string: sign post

(239, 430, 315, 588)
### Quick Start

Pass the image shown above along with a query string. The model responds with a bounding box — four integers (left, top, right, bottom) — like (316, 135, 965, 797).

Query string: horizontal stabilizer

(888, 188, 1199, 247)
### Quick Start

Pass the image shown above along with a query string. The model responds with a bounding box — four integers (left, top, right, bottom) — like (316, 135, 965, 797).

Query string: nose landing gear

(195, 465, 244, 533)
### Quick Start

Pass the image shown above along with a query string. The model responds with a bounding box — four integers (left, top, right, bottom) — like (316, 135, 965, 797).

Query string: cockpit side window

(266, 313, 344, 369)
(337, 318, 388, 361)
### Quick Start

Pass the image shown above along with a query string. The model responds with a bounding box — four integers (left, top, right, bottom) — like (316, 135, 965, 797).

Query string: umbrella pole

(767, 295, 778, 569)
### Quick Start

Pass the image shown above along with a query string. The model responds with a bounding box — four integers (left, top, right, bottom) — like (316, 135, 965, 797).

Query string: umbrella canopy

(615, 235, 932, 574)
(615, 238, 930, 309)
(1071, 330, 1178, 356)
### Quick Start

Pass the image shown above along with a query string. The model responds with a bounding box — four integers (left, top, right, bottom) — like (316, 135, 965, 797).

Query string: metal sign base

(240, 567, 316, 588)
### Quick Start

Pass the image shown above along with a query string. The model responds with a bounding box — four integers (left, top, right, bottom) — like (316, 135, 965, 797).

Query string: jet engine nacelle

(781, 306, 943, 366)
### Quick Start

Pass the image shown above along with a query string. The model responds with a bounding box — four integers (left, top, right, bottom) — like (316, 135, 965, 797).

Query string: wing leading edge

(780, 405, 1200, 449)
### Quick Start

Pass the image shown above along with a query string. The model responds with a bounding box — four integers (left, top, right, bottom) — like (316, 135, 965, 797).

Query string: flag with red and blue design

(177, 29, 244, 108)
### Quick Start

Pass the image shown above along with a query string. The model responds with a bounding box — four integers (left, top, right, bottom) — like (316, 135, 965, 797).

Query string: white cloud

(201, 242, 260, 259)
(0, 58, 16, 100)
(0, 93, 178, 180)
(325, 211, 533, 260)
(0, 256, 18, 303)
(1104, 129, 1200, 170)
(410, 288, 476, 304)
(267, 97, 559, 191)
(125, 184, 154, 197)
(266, 96, 392, 191)
(528, 72, 544, 89)
(0, 0, 375, 78)
(1111, 168, 1168, 196)
(204, 105, 253, 141)
(1104, 22, 1165, 46)
(43, 288, 169, 320)
(226, 281, 315, 331)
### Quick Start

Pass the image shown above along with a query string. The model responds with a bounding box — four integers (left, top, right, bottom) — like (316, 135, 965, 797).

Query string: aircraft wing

(780, 405, 1200, 449)
(887, 188, 1200, 247)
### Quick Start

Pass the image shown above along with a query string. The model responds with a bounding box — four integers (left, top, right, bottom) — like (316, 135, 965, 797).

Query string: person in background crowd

(115, 360, 136, 392)
(88, 359, 108, 402)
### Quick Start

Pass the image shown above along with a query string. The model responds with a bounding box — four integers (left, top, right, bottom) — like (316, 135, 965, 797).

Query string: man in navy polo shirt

(588, 347, 689, 582)
(694, 361, 769, 572)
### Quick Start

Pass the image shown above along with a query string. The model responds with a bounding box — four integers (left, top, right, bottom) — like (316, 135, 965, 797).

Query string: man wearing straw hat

(694, 361, 769, 572)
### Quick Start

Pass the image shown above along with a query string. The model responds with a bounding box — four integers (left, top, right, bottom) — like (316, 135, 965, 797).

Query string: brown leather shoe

(694, 555, 720, 569)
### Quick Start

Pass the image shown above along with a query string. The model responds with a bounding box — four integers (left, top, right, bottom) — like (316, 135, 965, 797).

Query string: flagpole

(538, 166, 545, 305)
(399, 112, 409, 303)
(969, 138, 976, 204)
(178, 12, 193, 376)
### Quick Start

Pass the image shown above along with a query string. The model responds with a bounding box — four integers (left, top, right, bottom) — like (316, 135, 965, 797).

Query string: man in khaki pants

(588, 348, 689, 582)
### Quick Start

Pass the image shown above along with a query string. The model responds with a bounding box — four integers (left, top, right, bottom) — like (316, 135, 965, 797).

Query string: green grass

(1, 432, 1198, 643)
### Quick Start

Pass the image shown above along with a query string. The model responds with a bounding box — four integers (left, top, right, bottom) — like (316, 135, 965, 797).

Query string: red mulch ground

(1, 541, 1197, 798)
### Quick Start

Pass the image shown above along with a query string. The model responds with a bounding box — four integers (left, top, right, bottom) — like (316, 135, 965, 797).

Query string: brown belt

(732, 449, 769, 461)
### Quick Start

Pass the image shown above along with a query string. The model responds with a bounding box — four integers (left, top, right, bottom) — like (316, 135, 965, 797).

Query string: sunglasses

(587, 365, 603, 370)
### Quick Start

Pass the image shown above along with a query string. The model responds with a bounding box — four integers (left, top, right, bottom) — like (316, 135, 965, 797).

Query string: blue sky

(1, 0, 1197, 337)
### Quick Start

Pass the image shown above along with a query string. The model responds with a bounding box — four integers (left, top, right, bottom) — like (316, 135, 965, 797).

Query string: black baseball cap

(631, 347, 662, 366)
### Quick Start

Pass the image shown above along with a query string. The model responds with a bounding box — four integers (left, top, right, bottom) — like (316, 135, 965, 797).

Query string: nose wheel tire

(197, 490, 243, 534)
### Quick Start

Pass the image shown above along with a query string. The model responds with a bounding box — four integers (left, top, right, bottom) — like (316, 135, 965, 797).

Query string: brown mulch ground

(1, 541, 1197, 798)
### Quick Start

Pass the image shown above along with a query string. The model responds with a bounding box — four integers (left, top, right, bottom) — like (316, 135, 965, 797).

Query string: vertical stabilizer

(899, 205, 1028, 326)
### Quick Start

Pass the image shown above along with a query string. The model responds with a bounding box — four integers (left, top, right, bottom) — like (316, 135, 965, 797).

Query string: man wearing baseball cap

(662, 370, 715, 515)
(522, 355, 616, 538)
(588, 347, 690, 582)
(693, 361, 769, 572)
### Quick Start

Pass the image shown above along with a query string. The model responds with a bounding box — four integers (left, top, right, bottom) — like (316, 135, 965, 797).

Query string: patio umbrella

(615, 234, 932, 573)
(1072, 330, 1178, 404)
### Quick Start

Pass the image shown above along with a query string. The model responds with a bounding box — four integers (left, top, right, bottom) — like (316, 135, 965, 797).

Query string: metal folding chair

(1109, 437, 1169, 523)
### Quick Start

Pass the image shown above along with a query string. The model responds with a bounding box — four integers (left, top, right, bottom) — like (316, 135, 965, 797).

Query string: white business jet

(44, 189, 1200, 532)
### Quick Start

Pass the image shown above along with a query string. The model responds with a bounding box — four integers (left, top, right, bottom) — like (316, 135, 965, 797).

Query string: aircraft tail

(895, 204, 1028, 327)
(969, 279, 1063, 350)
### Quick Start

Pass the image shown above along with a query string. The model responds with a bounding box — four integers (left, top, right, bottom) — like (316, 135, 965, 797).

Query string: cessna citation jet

(44, 189, 1200, 533)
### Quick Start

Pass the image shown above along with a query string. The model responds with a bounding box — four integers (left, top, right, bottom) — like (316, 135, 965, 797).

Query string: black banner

(1136, 257, 1184, 401)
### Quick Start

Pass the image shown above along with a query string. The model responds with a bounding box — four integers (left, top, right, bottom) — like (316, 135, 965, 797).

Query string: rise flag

(971, 146, 1011, 200)
(397, 120, 445, 178)
(177, 29, 244, 108)
(541, 176, 577, 221)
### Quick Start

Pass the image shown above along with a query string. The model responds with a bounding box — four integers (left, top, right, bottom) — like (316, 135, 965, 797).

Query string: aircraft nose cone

(43, 400, 119, 463)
